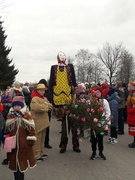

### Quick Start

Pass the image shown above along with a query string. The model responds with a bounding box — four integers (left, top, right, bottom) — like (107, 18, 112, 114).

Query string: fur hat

(36, 83, 46, 90)
(12, 96, 24, 108)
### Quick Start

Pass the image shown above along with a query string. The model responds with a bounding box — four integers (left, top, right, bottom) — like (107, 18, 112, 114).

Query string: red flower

(7, 115, 15, 119)
(23, 113, 29, 119)
(23, 113, 33, 120)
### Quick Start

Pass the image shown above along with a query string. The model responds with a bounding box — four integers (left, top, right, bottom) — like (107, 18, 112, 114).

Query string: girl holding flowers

(89, 86, 111, 160)
(68, 84, 111, 160)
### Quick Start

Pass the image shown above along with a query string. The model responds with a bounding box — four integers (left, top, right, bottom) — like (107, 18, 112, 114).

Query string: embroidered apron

(53, 67, 72, 106)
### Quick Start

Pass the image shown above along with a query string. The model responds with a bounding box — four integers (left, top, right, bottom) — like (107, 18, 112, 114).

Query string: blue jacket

(107, 92, 120, 127)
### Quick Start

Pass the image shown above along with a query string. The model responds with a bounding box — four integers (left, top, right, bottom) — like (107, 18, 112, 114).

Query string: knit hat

(107, 88, 115, 96)
(12, 96, 24, 108)
(36, 83, 46, 90)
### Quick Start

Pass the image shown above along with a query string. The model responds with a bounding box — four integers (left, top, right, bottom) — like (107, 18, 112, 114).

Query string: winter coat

(126, 91, 135, 126)
(22, 86, 31, 106)
(0, 103, 4, 129)
(30, 93, 53, 133)
(107, 92, 120, 127)
(0, 103, 4, 145)
(115, 87, 126, 109)
(126, 90, 135, 136)
(95, 98, 111, 128)
(5, 106, 36, 172)
(102, 98, 111, 121)
(0, 103, 3, 113)
(127, 106, 135, 126)
(1, 94, 12, 119)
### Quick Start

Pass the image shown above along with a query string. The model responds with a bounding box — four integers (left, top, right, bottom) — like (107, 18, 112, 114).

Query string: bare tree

(88, 56, 104, 84)
(75, 49, 92, 83)
(116, 50, 135, 84)
(96, 42, 124, 85)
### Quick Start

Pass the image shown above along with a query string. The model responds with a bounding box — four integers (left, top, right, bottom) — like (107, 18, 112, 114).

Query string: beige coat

(30, 96, 52, 133)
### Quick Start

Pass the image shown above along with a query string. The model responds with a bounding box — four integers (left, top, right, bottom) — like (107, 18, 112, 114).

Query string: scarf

(31, 90, 44, 99)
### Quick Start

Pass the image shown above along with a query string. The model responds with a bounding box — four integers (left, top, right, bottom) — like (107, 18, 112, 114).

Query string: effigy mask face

(57, 51, 66, 62)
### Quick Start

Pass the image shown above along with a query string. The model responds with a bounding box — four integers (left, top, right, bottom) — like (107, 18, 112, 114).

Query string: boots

(60, 147, 66, 153)
(90, 152, 96, 160)
(99, 151, 106, 160)
(128, 142, 135, 148)
(128, 136, 135, 148)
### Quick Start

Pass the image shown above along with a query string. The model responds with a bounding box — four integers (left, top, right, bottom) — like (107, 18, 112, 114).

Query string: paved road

(0, 120, 135, 180)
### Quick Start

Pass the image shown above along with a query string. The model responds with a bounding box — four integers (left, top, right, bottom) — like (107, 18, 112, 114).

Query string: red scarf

(14, 90, 21, 96)
(31, 90, 44, 99)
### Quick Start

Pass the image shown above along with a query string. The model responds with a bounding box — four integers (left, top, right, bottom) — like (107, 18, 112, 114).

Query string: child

(4, 96, 37, 180)
(30, 83, 53, 161)
(107, 88, 120, 144)
(90, 86, 111, 160)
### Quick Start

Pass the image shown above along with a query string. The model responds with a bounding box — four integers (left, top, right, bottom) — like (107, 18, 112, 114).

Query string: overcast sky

(1, 0, 135, 83)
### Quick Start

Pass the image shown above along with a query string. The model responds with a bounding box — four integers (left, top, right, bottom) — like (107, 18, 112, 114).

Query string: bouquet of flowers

(68, 91, 110, 138)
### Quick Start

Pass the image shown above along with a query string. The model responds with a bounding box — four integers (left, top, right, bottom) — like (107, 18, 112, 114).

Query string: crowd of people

(0, 51, 135, 180)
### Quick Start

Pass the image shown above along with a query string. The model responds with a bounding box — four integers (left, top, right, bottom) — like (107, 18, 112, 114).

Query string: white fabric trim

(26, 136, 37, 141)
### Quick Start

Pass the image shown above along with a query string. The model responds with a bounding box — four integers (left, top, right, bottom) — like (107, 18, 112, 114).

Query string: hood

(107, 92, 120, 102)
